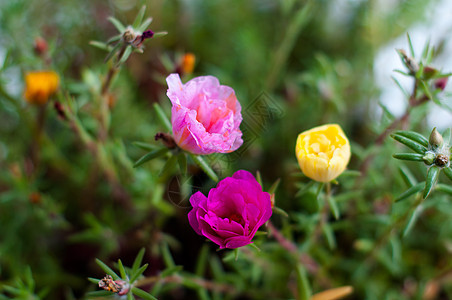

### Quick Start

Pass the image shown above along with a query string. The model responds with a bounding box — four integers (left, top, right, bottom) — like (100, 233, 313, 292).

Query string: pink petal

(166, 73, 243, 155)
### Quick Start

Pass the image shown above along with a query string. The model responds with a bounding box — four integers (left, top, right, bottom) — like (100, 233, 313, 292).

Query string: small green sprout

(87, 248, 157, 300)
(89, 5, 167, 67)
(392, 128, 452, 200)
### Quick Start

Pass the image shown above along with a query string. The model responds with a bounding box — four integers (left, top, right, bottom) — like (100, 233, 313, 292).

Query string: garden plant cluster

(2, 1, 452, 299)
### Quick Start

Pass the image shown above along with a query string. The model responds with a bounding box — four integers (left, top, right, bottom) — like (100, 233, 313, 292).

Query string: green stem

(189, 154, 219, 182)
(265, 1, 313, 92)
(0, 85, 33, 130)
(315, 182, 324, 211)
(98, 45, 126, 141)
(267, 221, 318, 274)
(362, 194, 424, 267)
(357, 75, 429, 183)
(135, 274, 238, 295)
(101, 46, 126, 96)
(30, 105, 47, 173)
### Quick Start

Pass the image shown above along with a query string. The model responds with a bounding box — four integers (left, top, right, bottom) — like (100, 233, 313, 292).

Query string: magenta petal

(201, 212, 244, 235)
(224, 236, 253, 249)
(245, 202, 260, 228)
(188, 192, 208, 235)
(214, 228, 241, 239)
(231, 170, 256, 182)
(249, 194, 272, 237)
(232, 170, 263, 193)
(207, 187, 246, 218)
(200, 227, 227, 248)
(187, 169, 273, 249)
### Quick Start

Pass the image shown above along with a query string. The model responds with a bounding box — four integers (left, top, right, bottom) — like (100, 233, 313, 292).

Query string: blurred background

(1, 0, 452, 299)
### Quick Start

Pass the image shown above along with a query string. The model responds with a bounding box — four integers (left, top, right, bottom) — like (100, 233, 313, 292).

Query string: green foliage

(88, 249, 155, 299)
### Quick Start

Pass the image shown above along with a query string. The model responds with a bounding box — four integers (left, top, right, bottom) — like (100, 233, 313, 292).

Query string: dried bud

(155, 132, 177, 149)
(397, 49, 407, 57)
(29, 192, 42, 204)
(270, 193, 275, 208)
(122, 28, 136, 43)
(54, 101, 67, 121)
(142, 30, 154, 39)
(131, 30, 154, 48)
(434, 77, 448, 91)
(429, 127, 444, 149)
(34, 37, 48, 56)
(422, 66, 438, 80)
(122, 26, 153, 49)
(435, 154, 449, 167)
(98, 275, 130, 296)
(396, 49, 419, 74)
(98, 275, 120, 293)
(106, 93, 117, 109)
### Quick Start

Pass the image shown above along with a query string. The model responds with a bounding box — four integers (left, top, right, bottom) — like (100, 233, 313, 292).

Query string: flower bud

(396, 49, 419, 74)
(33, 37, 48, 56)
(23, 71, 60, 105)
(295, 124, 351, 182)
(155, 132, 177, 149)
(422, 66, 438, 80)
(181, 53, 196, 75)
(429, 127, 443, 149)
(434, 77, 448, 91)
(131, 30, 154, 48)
(423, 152, 435, 165)
(122, 28, 136, 43)
(29, 192, 42, 204)
(54, 101, 67, 120)
(435, 154, 449, 167)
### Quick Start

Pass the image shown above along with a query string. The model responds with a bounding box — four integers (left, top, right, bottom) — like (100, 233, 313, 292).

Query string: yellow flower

(295, 124, 351, 182)
(23, 71, 59, 105)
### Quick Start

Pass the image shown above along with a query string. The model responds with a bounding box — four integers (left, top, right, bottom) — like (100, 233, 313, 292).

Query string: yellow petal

(23, 71, 59, 105)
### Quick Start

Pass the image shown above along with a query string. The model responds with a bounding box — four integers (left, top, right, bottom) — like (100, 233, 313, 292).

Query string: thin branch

(267, 221, 318, 273)
(358, 78, 430, 179)
(135, 274, 238, 295)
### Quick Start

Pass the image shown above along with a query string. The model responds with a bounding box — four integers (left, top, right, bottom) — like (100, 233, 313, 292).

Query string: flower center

(306, 130, 345, 160)
(229, 213, 243, 224)
(195, 100, 229, 133)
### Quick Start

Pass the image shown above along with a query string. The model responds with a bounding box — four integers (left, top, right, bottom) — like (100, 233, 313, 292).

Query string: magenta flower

(188, 170, 272, 249)
(166, 73, 243, 155)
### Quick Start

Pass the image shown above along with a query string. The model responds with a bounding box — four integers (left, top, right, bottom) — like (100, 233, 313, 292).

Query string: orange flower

(181, 53, 196, 74)
(23, 71, 59, 105)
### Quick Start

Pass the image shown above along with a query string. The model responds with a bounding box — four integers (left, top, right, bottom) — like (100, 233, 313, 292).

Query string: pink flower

(166, 74, 243, 155)
(188, 170, 272, 249)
